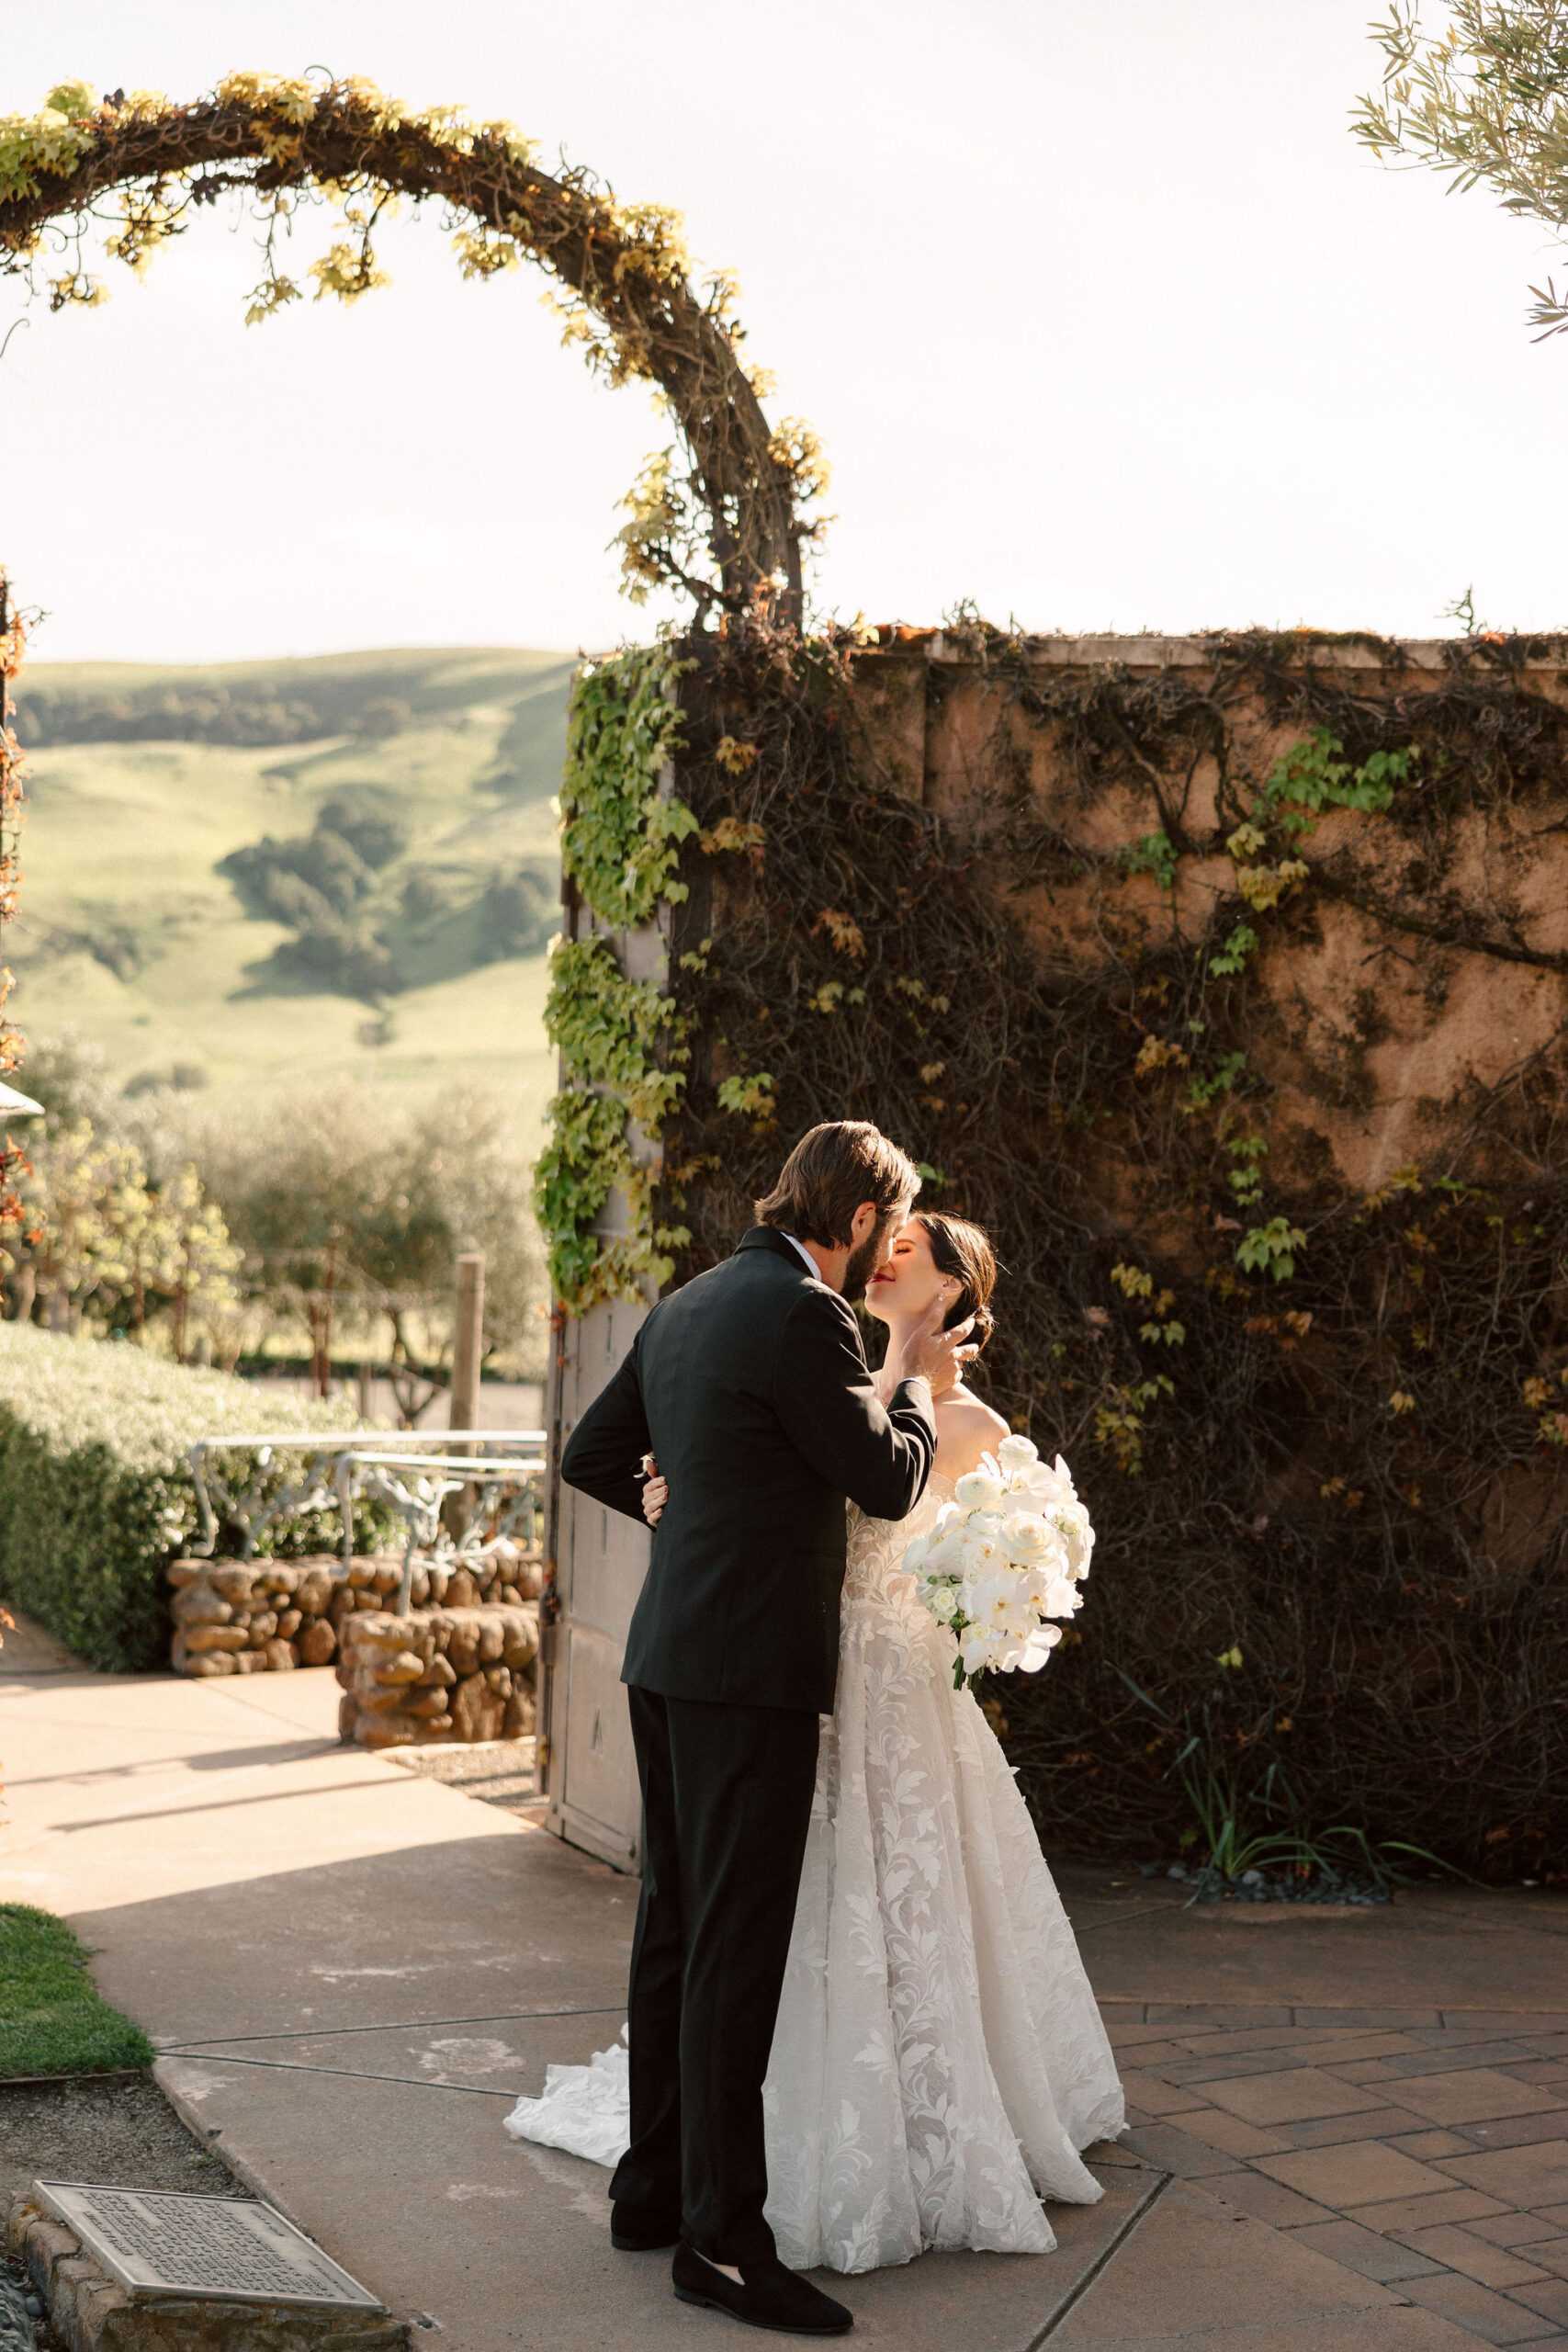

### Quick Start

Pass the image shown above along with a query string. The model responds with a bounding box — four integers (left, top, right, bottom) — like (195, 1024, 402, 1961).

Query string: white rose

(997, 1433, 1039, 1476)
(954, 1469, 1003, 1512)
(1001, 1510, 1050, 1560)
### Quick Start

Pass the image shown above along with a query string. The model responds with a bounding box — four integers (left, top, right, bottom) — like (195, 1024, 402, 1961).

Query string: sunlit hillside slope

(6, 648, 573, 1140)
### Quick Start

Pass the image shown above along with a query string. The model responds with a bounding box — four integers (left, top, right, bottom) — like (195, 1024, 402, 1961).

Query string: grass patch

(0, 1905, 153, 2080)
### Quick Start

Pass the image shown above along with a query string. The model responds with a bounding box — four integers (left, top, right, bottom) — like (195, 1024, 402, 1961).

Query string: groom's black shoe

(671, 2241, 852, 2335)
(611, 2201, 681, 2252)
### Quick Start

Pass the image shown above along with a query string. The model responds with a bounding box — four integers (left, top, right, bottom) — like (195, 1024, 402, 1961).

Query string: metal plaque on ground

(34, 2182, 385, 2310)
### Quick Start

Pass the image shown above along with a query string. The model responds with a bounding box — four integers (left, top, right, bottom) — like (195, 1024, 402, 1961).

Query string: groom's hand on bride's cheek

(898, 1306, 975, 1390)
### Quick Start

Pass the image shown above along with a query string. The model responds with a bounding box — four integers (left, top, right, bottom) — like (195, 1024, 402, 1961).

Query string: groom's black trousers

(610, 1686, 819, 2268)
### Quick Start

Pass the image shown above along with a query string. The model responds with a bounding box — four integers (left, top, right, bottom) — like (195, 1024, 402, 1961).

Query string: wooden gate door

(540, 1295, 649, 1871)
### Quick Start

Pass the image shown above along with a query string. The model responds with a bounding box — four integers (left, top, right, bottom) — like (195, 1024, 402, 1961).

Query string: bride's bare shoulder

(936, 1389, 1011, 1480)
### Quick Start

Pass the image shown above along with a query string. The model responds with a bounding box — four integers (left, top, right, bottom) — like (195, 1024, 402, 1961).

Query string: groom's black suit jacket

(559, 1227, 937, 1713)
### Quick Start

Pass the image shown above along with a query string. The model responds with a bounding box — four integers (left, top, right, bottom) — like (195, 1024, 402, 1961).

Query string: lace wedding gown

(505, 1474, 1124, 2273)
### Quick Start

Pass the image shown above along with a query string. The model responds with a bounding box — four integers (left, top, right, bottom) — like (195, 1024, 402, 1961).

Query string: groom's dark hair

(754, 1121, 921, 1248)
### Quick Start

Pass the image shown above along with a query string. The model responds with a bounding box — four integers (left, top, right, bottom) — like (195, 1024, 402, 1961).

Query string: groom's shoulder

(660, 1227, 829, 1326)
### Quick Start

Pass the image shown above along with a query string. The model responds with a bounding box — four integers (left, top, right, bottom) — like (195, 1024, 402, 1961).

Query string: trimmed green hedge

(0, 1327, 356, 1671)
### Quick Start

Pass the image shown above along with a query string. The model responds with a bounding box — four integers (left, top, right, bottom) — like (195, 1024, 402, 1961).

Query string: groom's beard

(840, 1227, 886, 1304)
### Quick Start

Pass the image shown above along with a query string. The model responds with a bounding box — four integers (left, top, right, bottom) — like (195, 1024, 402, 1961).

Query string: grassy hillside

(7, 648, 572, 1138)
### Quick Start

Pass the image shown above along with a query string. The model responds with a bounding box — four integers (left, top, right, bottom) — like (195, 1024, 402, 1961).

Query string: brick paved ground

(1109, 1996, 1568, 2346)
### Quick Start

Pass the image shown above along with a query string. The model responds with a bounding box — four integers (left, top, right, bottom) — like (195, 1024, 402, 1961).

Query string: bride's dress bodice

(845, 1469, 953, 1601)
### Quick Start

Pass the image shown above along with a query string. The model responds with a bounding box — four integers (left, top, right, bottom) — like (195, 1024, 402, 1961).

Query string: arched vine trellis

(0, 74, 827, 616)
(0, 70, 828, 1226)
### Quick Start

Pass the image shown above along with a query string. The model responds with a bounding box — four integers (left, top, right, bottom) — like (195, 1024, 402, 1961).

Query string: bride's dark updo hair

(914, 1211, 998, 1355)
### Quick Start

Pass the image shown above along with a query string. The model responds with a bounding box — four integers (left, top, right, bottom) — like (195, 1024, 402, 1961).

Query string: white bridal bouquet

(902, 1434, 1095, 1691)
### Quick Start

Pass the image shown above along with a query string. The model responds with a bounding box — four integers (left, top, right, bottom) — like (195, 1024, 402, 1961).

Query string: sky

(2, 0, 1563, 664)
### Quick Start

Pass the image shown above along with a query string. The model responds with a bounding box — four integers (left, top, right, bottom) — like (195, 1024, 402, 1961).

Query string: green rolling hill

(6, 647, 574, 1141)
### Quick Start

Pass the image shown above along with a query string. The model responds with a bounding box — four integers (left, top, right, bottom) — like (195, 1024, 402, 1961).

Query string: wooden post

(450, 1250, 485, 1436)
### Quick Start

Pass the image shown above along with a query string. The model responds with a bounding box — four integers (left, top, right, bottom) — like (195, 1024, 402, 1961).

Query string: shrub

(0, 1326, 356, 1670)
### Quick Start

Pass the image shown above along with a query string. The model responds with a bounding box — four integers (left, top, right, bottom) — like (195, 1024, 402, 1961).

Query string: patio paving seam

(153, 2052, 539, 2095)
(1028, 2169, 1174, 2346)
(153, 2003, 626, 2046)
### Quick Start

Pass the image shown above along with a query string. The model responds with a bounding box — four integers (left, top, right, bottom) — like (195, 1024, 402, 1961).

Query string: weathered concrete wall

(849, 631, 1568, 1201)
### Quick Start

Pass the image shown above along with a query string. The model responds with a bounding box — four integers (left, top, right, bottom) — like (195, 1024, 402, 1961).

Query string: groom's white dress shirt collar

(781, 1233, 820, 1280)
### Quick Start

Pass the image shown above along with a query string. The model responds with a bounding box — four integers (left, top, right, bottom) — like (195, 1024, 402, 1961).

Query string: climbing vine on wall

(633, 613, 1568, 1880)
(558, 648, 696, 925)
(535, 645, 695, 1311)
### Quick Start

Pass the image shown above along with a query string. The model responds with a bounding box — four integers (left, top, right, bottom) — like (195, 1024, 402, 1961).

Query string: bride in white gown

(507, 1210, 1123, 2274)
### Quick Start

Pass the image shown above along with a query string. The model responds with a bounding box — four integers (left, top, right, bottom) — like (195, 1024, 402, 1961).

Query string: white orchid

(1016, 1623, 1064, 1673)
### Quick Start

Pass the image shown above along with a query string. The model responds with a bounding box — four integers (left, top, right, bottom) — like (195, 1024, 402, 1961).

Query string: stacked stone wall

(336, 1606, 538, 1748)
(167, 1551, 543, 1678)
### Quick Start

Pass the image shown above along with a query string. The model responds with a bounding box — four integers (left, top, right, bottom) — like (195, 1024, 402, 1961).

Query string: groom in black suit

(560, 1121, 964, 2335)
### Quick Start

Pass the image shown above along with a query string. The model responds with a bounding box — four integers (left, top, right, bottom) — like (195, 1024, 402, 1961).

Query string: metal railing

(187, 1430, 547, 1616)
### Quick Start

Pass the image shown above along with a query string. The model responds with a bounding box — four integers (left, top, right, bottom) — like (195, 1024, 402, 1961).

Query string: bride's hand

(640, 1454, 668, 1528)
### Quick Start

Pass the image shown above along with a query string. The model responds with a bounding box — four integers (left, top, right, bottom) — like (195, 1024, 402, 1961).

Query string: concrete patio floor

(4, 1621, 1566, 2350)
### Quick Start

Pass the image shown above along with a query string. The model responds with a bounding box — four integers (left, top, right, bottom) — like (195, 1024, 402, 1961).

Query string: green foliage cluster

(1355, 1, 1568, 338)
(536, 645, 695, 1310)
(8, 1119, 240, 1354)
(0, 1324, 356, 1668)
(1118, 1649, 1443, 1897)
(558, 648, 696, 927)
(0, 1903, 153, 2079)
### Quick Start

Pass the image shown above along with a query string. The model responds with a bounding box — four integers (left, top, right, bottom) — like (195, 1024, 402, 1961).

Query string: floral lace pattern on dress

(761, 1475, 1125, 2274)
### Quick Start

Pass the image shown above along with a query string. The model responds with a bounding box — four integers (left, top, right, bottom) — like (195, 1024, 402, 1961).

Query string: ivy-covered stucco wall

(537, 621, 1568, 1881)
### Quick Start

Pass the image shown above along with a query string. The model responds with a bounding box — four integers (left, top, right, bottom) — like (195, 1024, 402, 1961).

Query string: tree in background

(197, 1086, 546, 1407)
(8, 1117, 241, 1351)
(15, 1036, 548, 1398)
(1356, 3, 1568, 335)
